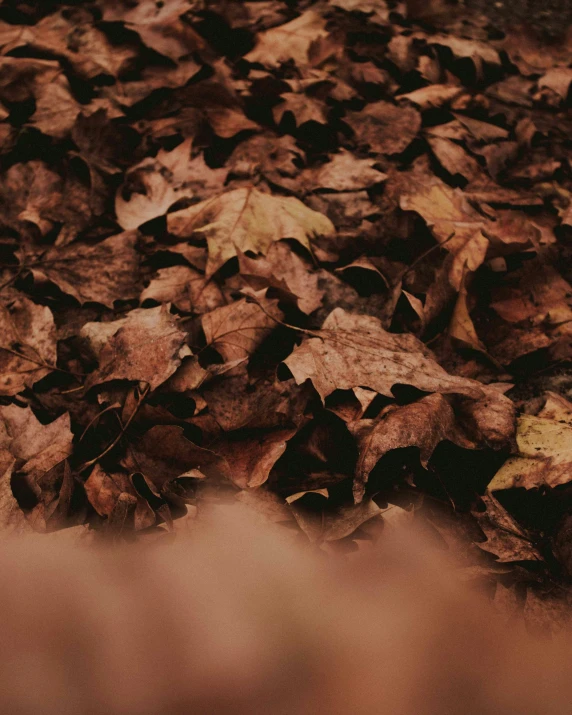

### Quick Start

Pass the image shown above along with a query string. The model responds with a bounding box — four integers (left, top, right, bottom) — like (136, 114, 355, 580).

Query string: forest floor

(0, 0, 572, 633)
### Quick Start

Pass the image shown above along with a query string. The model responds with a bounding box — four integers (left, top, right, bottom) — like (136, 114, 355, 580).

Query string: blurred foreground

(0, 510, 571, 715)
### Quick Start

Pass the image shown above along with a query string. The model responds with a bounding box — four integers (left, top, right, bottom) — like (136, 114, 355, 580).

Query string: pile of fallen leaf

(1, 0, 572, 629)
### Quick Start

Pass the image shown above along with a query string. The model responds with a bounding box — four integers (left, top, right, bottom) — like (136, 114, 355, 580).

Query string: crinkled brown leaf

(84, 305, 188, 391)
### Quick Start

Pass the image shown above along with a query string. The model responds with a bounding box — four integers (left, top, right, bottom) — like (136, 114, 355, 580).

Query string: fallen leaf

(344, 101, 421, 155)
(83, 305, 188, 391)
(474, 493, 541, 563)
(284, 307, 502, 401)
(30, 232, 141, 307)
(244, 11, 331, 68)
(0, 296, 57, 396)
(167, 187, 335, 276)
(141, 265, 225, 314)
(488, 413, 572, 491)
(201, 290, 282, 362)
(350, 394, 474, 500)
(238, 242, 324, 315)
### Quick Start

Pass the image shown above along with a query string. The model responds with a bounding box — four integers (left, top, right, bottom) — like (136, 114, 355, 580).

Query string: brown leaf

(273, 93, 329, 126)
(201, 290, 282, 363)
(284, 307, 501, 401)
(303, 149, 387, 192)
(227, 134, 303, 182)
(84, 305, 188, 391)
(84, 464, 155, 530)
(116, 141, 228, 230)
(238, 242, 324, 315)
(350, 394, 474, 500)
(167, 187, 334, 277)
(125, 424, 224, 488)
(141, 265, 225, 314)
(488, 409, 572, 492)
(344, 101, 421, 155)
(0, 296, 57, 396)
(473, 493, 541, 563)
(244, 11, 332, 68)
(212, 429, 295, 488)
(101, 0, 208, 62)
(31, 231, 141, 307)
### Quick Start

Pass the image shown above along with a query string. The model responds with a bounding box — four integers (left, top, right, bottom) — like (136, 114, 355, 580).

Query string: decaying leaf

(0, 296, 57, 396)
(30, 232, 141, 308)
(344, 101, 421, 155)
(83, 305, 188, 391)
(350, 394, 474, 500)
(474, 493, 541, 563)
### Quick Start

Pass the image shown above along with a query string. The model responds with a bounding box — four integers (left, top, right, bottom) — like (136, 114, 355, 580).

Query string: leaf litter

(0, 0, 572, 630)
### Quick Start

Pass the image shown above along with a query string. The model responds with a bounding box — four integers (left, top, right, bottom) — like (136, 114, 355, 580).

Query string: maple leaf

(141, 265, 224, 314)
(350, 394, 474, 500)
(0, 296, 57, 396)
(473, 493, 541, 563)
(101, 0, 208, 62)
(344, 101, 421, 155)
(244, 11, 331, 68)
(116, 140, 228, 230)
(398, 166, 491, 290)
(2, 9, 136, 80)
(284, 307, 505, 402)
(273, 93, 329, 127)
(301, 149, 387, 193)
(83, 305, 189, 391)
(238, 242, 324, 315)
(167, 187, 335, 277)
(201, 290, 282, 363)
(30, 232, 141, 308)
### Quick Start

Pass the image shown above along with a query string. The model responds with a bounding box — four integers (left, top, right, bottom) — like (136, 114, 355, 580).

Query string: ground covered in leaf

(1, 0, 572, 632)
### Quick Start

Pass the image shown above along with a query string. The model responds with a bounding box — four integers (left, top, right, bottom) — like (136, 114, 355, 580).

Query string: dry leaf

(0, 296, 57, 396)
(167, 187, 335, 276)
(344, 101, 421, 155)
(83, 305, 188, 391)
